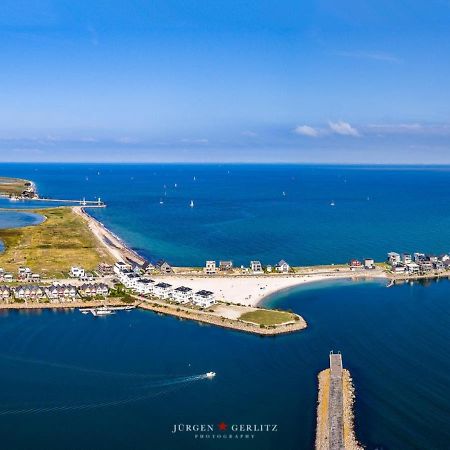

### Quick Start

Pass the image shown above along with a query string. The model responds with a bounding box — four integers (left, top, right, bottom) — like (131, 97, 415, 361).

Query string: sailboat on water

(189, 200, 194, 208)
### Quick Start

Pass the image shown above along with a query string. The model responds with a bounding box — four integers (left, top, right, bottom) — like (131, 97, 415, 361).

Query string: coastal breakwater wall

(315, 353, 362, 450)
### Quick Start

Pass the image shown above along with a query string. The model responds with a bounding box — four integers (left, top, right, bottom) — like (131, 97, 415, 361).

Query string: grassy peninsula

(0, 177, 33, 196)
(0, 207, 113, 276)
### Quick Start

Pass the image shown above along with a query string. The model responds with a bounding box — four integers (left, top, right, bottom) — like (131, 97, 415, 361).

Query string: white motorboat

(189, 200, 194, 208)
(206, 371, 216, 378)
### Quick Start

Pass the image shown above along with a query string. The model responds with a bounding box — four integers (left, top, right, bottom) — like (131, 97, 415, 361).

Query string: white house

(193, 290, 215, 308)
(154, 282, 173, 299)
(275, 260, 290, 273)
(364, 258, 375, 269)
(387, 252, 401, 266)
(3, 273, 13, 282)
(173, 286, 193, 304)
(204, 261, 217, 275)
(250, 261, 263, 274)
(18, 267, 32, 280)
(122, 273, 140, 289)
(79, 283, 109, 297)
(70, 266, 85, 278)
(406, 262, 420, 273)
(401, 253, 412, 264)
(114, 261, 132, 275)
(14, 285, 45, 300)
(134, 278, 155, 295)
(47, 284, 77, 302)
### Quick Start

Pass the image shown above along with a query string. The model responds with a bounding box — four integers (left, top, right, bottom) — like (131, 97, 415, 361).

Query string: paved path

(328, 353, 344, 450)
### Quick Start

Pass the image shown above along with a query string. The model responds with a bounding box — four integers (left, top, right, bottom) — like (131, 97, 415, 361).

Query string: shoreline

(0, 298, 307, 336)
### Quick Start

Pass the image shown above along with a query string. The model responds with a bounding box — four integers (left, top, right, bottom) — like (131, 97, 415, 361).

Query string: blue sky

(0, 0, 450, 163)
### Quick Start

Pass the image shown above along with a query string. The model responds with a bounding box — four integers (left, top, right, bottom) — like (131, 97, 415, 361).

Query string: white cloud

(293, 125, 320, 137)
(241, 130, 258, 137)
(336, 51, 401, 63)
(180, 138, 209, 144)
(328, 121, 360, 137)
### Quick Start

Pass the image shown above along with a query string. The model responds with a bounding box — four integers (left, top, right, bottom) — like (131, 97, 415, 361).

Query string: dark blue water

(3, 163, 450, 266)
(0, 279, 448, 450)
(0, 164, 449, 449)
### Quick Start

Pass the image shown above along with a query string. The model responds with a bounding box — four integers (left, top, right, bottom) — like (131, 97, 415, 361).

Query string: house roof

(175, 286, 192, 293)
(195, 290, 214, 297)
(155, 282, 172, 289)
(276, 259, 289, 266)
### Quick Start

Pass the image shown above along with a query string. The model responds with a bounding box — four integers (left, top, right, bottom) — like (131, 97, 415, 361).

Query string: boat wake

(0, 373, 213, 416)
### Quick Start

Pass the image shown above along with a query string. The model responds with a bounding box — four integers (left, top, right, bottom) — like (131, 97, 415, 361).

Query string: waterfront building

(31, 273, 41, 282)
(266, 264, 273, 272)
(413, 252, 426, 263)
(392, 265, 406, 273)
(142, 261, 154, 271)
(219, 260, 233, 271)
(434, 260, 445, 271)
(155, 260, 173, 274)
(250, 261, 263, 273)
(349, 259, 363, 270)
(47, 284, 77, 301)
(121, 273, 141, 289)
(387, 252, 401, 266)
(79, 283, 109, 297)
(70, 266, 85, 278)
(204, 260, 217, 275)
(3, 273, 13, 282)
(14, 285, 46, 300)
(419, 261, 433, 273)
(364, 258, 375, 269)
(406, 262, 420, 273)
(275, 260, 290, 273)
(401, 253, 412, 264)
(0, 286, 11, 300)
(173, 286, 193, 304)
(134, 278, 155, 295)
(193, 290, 215, 308)
(97, 263, 114, 276)
(154, 282, 173, 299)
(114, 261, 132, 275)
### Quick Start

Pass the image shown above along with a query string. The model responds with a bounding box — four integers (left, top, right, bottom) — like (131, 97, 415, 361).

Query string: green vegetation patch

(239, 309, 297, 326)
(0, 207, 113, 277)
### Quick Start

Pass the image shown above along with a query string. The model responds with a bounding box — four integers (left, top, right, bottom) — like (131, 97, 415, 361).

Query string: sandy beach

(149, 272, 386, 306)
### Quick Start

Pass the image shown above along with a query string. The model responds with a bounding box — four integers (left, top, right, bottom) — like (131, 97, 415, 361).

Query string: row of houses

(204, 259, 291, 275)
(0, 267, 40, 283)
(115, 262, 215, 308)
(0, 283, 110, 302)
(387, 252, 450, 274)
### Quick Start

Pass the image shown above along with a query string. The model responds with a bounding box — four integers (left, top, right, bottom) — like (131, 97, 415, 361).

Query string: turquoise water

(3, 163, 450, 265)
(0, 164, 449, 449)
(0, 279, 448, 449)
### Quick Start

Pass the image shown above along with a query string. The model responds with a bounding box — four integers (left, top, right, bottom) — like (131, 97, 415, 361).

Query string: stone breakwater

(315, 362, 362, 449)
(134, 295, 307, 336)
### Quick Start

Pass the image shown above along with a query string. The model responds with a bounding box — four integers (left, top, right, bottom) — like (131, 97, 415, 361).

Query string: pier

(32, 197, 106, 207)
(328, 352, 344, 449)
(315, 352, 362, 450)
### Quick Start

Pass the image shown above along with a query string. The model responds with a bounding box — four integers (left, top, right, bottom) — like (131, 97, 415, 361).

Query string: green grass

(0, 177, 31, 195)
(0, 207, 113, 277)
(239, 309, 297, 326)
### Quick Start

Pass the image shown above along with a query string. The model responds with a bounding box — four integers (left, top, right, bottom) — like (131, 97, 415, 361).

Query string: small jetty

(315, 352, 362, 450)
(32, 197, 106, 207)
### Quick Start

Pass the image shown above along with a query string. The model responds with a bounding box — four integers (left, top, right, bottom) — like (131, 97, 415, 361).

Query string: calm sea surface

(0, 163, 449, 449)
